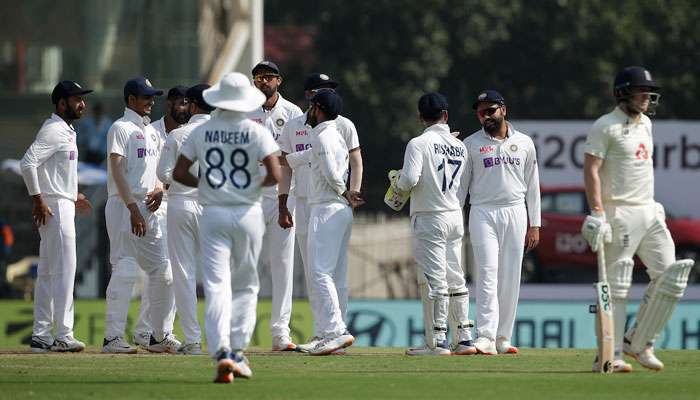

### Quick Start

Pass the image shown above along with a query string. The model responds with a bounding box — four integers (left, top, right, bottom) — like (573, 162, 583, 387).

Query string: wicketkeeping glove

(384, 169, 410, 211)
(581, 212, 612, 252)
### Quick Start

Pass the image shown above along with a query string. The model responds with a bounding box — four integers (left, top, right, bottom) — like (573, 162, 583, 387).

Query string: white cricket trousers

(260, 195, 296, 338)
(200, 204, 264, 357)
(470, 203, 527, 341)
(133, 201, 176, 337)
(412, 209, 467, 295)
(163, 195, 203, 344)
(33, 196, 77, 343)
(307, 202, 353, 338)
(104, 199, 174, 341)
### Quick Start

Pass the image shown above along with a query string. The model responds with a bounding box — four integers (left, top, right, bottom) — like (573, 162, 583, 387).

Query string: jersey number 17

(437, 157, 461, 193)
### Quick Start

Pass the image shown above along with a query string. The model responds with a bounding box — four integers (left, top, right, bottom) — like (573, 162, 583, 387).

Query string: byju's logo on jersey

(69, 151, 76, 160)
(479, 145, 494, 154)
(295, 143, 311, 152)
(137, 148, 159, 158)
(483, 156, 521, 168)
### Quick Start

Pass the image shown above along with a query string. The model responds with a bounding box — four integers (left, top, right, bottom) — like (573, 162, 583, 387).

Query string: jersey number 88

(204, 147, 250, 189)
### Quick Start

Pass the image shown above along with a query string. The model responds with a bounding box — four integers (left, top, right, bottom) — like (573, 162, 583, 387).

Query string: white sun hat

(203, 72, 266, 112)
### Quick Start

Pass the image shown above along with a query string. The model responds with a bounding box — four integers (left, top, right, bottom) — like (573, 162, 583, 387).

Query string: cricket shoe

(178, 342, 205, 355)
(30, 337, 54, 353)
(133, 331, 151, 350)
(591, 357, 633, 373)
(231, 351, 253, 379)
(213, 350, 234, 383)
(623, 340, 664, 371)
(473, 337, 497, 355)
(147, 333, 181, 354)
(102, 336, 137, 354)
(406, 343, 451, 356)
(296, 336, 321, 353)
(51, 336, 85, 352)
(331, 348, 347, 355)
(496, 338, 518, 354)
(309, 333, 354, 356)
(451, 340, 477, 355)
(272, 335, 297, 351)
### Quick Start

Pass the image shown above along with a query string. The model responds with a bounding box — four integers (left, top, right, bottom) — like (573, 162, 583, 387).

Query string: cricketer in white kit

(582, 66, 695, 372)
(20, 80, 93, 353)
(173, 72, 281, 383)
(102, 76, 180, 354)
(130, 85, 188, 348)
(389, 92, 474, 356)
(459, 90, 541, 355)
(246, 61, 303, 351)
(284, 89, 364, 356)
(277, 73, 363, 352)
(156, 84, 214, 355)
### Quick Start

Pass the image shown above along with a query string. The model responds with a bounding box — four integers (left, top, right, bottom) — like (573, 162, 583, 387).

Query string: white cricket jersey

(584, 107, 654, 206)
(180, 110, 279, 207)
(106, 108, 163, 199)
(308, 120, 349, 206)
(278, 112, 360, 198)
(461, 124, 541, 226)
(20, 113, 79, 201)
(395, 123, 466, 216)
(247, 93, 303, 199)
(151, 117, 167, 141)
(156, 114, 211, 197)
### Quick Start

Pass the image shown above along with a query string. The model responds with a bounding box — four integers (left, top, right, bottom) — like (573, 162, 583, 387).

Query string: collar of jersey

(312, 119, 336, 134)
(262, 93, 284, 112)
(188, 114, 211, 124)
(612, 106, 643, 126)
(123, 107, 150, 126)
(50, 113, 75, 133)
(423, 123, 450, 135)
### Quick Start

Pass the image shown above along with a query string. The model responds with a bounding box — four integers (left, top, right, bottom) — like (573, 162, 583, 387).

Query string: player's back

(408, 124, 466, 215)
(181, 111, 278, 207)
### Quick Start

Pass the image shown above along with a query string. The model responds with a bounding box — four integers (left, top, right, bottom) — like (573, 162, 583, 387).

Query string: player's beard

(483, 115, 503, 134)
(65, 103, 82, 121)
(171, 108, 189, 124)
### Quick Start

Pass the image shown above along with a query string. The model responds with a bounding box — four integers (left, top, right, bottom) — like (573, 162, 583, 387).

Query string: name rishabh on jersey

(179, 110, 279, 207)
(396, 123, 467, 216)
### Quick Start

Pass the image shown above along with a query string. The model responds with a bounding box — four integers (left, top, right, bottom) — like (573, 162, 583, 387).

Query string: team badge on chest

(509, 144, 518, 152)
(276, 118, 285, 127)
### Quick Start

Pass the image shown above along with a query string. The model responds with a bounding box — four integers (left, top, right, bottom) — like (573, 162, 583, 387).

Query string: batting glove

(581, 211, 612, 252)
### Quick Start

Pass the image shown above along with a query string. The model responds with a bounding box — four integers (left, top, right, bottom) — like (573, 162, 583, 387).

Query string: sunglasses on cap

(478, 105, 502, 118)
(253, 74, 280, 83)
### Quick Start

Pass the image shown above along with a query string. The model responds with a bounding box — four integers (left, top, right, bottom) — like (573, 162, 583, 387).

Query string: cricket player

(102, 76, 180, 354)
(132, 85, 188, 348)
(246, 61, 303, 351)
(582, 66, 695, 372)
(277, 73, 363, 353)
(172, 72, 280, 382)
(20, 80, 93, 352)
(156, 84, 213, 354)
(283, 89, 363, 355)
(389, 93, 474, 356)
(459, 90, 541, 355)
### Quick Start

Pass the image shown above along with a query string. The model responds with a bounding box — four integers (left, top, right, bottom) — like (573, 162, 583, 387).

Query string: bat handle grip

(597, 245, 607, 282)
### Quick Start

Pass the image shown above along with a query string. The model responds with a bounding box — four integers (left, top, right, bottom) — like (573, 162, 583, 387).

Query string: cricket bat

(593, 245, 615, 373)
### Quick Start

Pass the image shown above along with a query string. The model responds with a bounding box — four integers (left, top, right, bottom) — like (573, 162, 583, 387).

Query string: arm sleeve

(396, 140, 422, 192)
(457, 143, 472, 207)
(19, 128, 60, 196)
(156, 134, 178, 184)
(107, 124, 129, 157)
(524, 141, 541, 226)
(342, 118, 361, 151)
(179, 134, 197, 162)
(583, 122, 609, 159)
(258, 126, 281, 161)
(316, 134, 347, 196)
(286, 148, 311, 169)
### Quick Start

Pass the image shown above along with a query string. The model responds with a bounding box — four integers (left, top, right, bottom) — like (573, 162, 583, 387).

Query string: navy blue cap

(185, 84, 214, 111)
(252, 61, 280, 76)
(472, 89, 505, 109)
(304, 73, 338, 91)
(51, 80, 93, 104)
(167, 85, 188, 100)
(418, 92, 448, 119)
(311, 89, 343, 118)
(123, 77, 163, 99)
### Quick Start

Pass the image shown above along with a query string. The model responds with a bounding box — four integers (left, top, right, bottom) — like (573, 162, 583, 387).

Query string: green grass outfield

(1, 348, 698, 400)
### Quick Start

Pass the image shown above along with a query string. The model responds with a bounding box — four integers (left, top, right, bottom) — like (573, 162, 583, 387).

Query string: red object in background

(522, 186, 700, 282)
